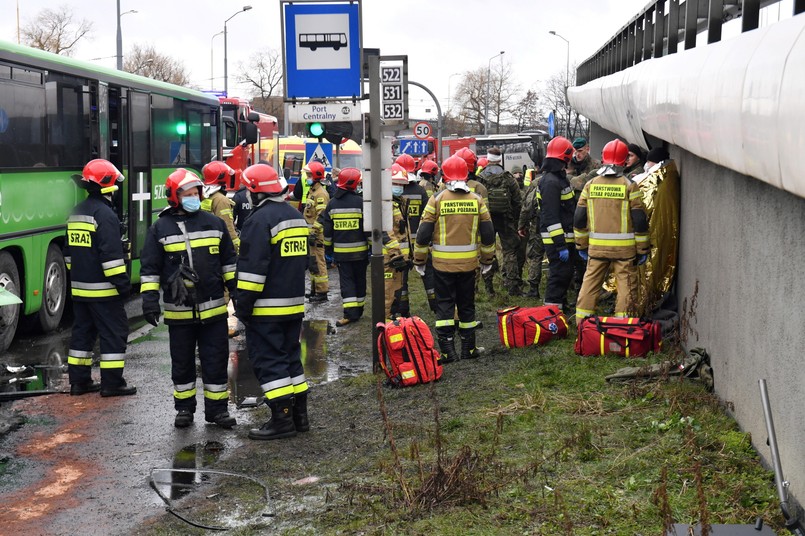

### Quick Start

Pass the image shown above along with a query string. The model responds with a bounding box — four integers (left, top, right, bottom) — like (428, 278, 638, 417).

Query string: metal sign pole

(368, 54, 385, 373)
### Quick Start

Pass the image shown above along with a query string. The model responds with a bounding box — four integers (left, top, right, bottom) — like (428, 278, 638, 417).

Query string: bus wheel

(38, 243, 67, 332)
(0, 251, 21, 353)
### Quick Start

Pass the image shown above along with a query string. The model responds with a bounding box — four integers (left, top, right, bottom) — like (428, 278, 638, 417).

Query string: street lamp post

(115, 2, 137, 70)
(224, 5, 252, 97)
(447, 72, 461, 116)
(210, 31, 224, 90)
(549, 31, 570, 137)
(484, 50, 504, 135)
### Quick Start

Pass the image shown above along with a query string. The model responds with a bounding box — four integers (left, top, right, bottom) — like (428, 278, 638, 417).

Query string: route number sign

(381, 62, 405, 122)
(414, 122, 431, 139)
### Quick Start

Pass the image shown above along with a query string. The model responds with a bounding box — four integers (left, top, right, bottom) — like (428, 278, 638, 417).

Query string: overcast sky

(1, 0, 656, 118)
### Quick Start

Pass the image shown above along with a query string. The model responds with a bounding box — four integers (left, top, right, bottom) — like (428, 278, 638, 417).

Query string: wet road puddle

(149, 441, 273, 530)
(229, 319, 371, 407)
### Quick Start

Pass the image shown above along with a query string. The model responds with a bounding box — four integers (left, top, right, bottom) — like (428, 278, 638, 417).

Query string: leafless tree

(124, 44, 190, 86)
(236, 48, 284, 119)
(541, 70, 576, 138)
(453, 61, 520, 135)
(512, 89, 543, 132)
(21, 5, 92, 56)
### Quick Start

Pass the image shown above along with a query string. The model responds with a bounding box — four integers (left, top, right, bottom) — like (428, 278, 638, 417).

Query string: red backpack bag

(575, 316, 662, 357)
(376, 316, 443, 387)
(497, 305, 569, 349)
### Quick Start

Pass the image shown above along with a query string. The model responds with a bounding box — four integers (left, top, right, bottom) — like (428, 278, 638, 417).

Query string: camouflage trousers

(525, 229, 545, 288)
(484, 218, 523, 293)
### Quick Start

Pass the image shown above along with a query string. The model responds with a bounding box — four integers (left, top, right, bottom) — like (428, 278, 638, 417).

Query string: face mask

(306, 178, 314, 186)
(355, 185, 363, 195)
(181, 196, 201, 213)
(391, 185, 404, 197)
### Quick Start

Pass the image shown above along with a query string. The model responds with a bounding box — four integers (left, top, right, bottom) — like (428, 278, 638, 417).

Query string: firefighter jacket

(437, 178, 488, 200)
(64, 193, 130, 302)
(140, 209, 237, 325)
(414, 190, 496, 273)
(201, 190, 239, 252)
(318, 189, 369, 262)
(419, 177, 438, 198)
(384, 199, 406, 260)
(304, 181, 330, 242)
(401, 181, 429, 238)
(538, 169, 576, 252)
(235, 198, 308, 322)
(574, 173, 649, 259)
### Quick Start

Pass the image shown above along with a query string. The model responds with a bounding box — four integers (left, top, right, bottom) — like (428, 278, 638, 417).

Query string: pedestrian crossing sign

(305, 142, 333, 171)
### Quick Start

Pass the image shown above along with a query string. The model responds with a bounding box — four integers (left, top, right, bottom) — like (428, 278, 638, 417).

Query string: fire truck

(219, 97, 279, 188)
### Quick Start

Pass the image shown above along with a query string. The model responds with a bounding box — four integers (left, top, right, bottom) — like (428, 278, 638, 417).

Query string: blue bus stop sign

(282, 1, 362, 100)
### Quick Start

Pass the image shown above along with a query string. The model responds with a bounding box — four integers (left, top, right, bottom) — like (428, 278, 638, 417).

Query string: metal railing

(577, 0, 805, 85)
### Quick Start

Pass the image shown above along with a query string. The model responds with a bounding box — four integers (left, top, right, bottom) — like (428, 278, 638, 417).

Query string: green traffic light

(308, 122, 325, 137)
(175, 122, 187, 136)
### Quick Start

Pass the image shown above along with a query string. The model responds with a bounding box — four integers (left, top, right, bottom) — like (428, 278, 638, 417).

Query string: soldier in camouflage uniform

(517, 170, 545, 298)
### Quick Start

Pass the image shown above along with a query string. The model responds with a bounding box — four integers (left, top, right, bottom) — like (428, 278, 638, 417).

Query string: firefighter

(65, 159, 136, 397)
(318, 168, 369, 326)
(384, 164, 410, 321)
(414, 156, 496, 363)
(234, 164, 309, 440)
(538, 136, 577, 312)
(418, 159, 440, 197)
(574, 139, 649, 319)
(396, 153, 430, 315)
(303, 161, 331, 303)
(201, 161, 240, 253)
(140, 168, 237, 429)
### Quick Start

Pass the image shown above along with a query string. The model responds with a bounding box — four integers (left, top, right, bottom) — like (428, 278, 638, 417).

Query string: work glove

(578, 249, 589, 261)
(558, 248, 569, 262)
(144, 311, 160, 327)
(636, 253, 648, 266)
(167, 263, 200, 307)
(481, 263, 493, 275)
(414, 264, 426, 277)
(388, 254, 410, 272)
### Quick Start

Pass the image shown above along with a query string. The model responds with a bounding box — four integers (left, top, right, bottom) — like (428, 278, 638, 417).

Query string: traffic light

(306, 121, 325, 138)
(305, 121, 354, 145)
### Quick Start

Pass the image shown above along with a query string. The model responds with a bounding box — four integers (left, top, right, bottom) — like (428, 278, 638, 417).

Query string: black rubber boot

(205, 411, 236, 429)
(249, 399, 297, 440)
(174, 410, 194, 428)
(525, 284, 541, 298)
(438, 336, 459, 364)
(485, 277, 496, 296)
(460, 332, 484, 360)
(293, 392, 310, 433)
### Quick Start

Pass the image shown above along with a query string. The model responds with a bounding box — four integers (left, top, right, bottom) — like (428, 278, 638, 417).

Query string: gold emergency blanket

(602, 161, 680, 316)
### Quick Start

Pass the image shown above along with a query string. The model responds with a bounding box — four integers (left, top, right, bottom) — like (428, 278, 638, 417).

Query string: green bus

(0, 40, 222, 352)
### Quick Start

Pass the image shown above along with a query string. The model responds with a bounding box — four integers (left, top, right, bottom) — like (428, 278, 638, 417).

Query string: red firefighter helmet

(601, 139, 629, 166)
(165, 168, 204, 208)
(390, 163, 409, 185)
(395, 153, 416, 173)
(201, 161, 235, 186)
(337, 167, 362, 191)
(74, 159, 124, 192)
(440, 155, 469, 182)
(420, 159, 439, 177)
(303, 161, 326, 181)
(477, 157, 489, 170)
(454, 147, 477, 175)
(546, 137, 574, 163)
(241, 164, 287, 196)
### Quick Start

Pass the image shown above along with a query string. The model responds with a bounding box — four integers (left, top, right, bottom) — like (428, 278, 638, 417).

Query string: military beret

(572, 137, 588, 149)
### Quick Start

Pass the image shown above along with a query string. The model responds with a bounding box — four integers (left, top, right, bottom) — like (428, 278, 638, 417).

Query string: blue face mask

(181, 196, 201, 213)
(391, 185, 404, 197)
(306, 178, 314, 186)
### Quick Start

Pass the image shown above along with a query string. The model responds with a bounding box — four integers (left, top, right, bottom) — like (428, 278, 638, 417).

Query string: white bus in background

(474, 132, 547, 173)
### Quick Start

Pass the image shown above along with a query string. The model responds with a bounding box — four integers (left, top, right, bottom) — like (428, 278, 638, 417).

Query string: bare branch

(21, 5, 93, 56)
(123, 43, 190, 86)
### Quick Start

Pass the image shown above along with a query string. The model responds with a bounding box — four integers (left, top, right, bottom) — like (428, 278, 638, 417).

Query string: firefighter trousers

(244, 318, 307, 403)
(384, 267, 403, 322)
(397, 268, 411, 316)
(169, 320, 229, 416)
(337, 259, 368, 321)
(310, 244, 329, 293)
(68, 299, 128, 389)
(433, 269, 477, 340)
(576, 257, 638, 319)
(543, 244, 576, 309)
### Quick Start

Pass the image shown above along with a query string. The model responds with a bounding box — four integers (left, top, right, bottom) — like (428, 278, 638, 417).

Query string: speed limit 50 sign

(414, 122, 431, 139)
